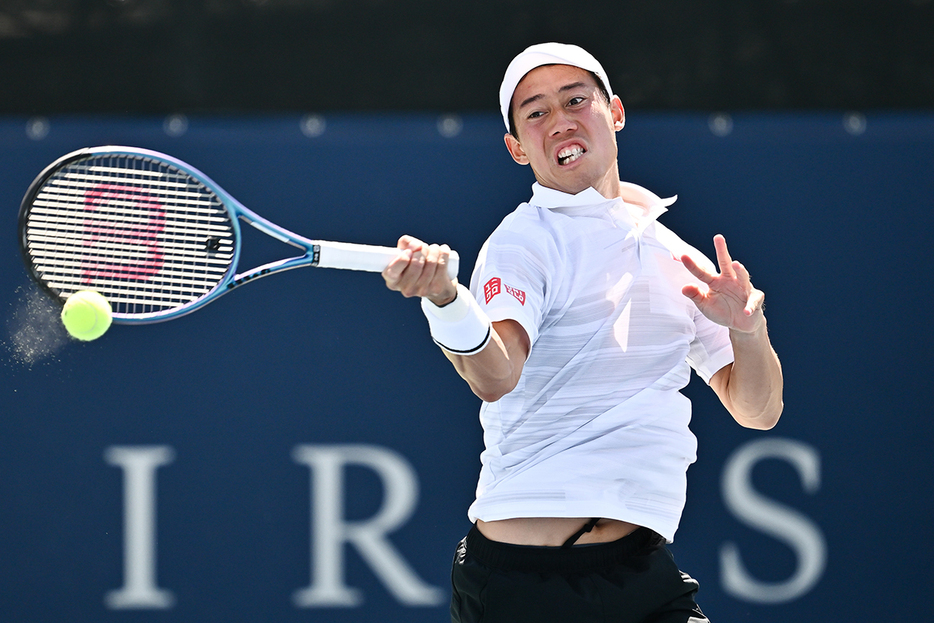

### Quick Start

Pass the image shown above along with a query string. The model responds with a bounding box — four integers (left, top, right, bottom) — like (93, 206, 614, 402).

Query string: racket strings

(23, 154, 236, 316)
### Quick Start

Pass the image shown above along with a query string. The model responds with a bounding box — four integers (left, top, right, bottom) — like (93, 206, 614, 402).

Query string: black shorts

(450, 525, 709, 623)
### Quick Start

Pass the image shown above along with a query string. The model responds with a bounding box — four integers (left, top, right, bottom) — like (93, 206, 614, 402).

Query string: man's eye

(568, 96, 586, 106)
(527, 111, 544, 119)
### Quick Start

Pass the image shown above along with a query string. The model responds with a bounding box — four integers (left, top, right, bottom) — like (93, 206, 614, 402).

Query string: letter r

(292, 444, 444, 607)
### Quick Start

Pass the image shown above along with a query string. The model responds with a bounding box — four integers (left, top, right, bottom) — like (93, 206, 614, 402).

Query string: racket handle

(314, 241, 459, 280)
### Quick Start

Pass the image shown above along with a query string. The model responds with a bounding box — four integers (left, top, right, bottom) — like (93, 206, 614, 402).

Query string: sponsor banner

(0, 114, 931, 622)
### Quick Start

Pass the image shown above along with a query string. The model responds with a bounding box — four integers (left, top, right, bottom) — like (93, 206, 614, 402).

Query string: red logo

(483, 277, 526, 306)
(483, 277, 501, 304)
(505, 284, 526, 305)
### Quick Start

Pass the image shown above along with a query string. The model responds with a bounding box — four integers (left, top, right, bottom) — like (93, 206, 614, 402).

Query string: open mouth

(557, 146, 585, 166)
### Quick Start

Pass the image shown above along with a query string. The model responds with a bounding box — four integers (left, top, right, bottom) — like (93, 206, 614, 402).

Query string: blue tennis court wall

(1, 112, 931, 622)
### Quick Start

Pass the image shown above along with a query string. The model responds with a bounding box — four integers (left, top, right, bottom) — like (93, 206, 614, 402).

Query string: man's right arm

(382, 235, 528, 402)
(445, 319, 529, 402)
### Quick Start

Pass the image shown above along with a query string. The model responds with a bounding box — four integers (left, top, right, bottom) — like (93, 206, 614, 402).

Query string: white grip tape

(316, 241, 460, 280)
(421, 284, 492, 355)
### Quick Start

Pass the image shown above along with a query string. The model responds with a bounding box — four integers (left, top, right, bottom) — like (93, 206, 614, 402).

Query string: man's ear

(612, 95, 625, 131)
(504, 133, 530, 165)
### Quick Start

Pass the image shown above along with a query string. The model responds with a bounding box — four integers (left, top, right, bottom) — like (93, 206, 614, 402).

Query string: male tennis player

(383, 42, 783, 623)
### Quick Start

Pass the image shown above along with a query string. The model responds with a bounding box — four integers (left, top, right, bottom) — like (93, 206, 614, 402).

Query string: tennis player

(383, 42, 783, 623)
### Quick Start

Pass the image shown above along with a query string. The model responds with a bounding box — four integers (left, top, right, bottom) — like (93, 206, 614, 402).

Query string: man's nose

(549, 109, 577, 135)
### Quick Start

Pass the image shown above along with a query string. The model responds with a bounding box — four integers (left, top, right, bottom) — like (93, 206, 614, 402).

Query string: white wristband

(421, 284, 492, 355)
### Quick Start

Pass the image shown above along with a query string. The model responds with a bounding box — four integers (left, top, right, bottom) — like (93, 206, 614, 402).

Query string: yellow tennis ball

(61, 290, 113, 341)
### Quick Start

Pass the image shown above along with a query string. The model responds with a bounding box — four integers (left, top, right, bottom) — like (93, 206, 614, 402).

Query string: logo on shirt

(483, 278, 501, 303)
(483, 277, 526, 306)
(505, 284, 526, 305)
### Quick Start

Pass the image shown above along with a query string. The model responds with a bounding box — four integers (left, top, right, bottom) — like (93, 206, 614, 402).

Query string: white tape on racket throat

(421, 284, 492, 355)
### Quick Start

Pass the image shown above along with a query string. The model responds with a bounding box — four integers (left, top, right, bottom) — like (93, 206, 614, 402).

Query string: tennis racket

(19, 146, 458, 324)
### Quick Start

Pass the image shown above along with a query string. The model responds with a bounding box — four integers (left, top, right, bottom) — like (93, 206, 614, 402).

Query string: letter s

(720, 438, 826, 604)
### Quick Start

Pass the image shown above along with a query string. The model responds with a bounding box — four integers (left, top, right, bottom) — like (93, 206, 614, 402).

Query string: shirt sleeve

(653, 222, 735, 383)
(468, 209, 554, 347)
(686, 310, 734, 384)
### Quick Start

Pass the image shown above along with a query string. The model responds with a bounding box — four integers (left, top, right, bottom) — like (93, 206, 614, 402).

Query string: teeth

(558, 146, 584, 164)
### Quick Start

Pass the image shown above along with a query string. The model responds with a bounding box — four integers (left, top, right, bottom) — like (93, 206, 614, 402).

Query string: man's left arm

(681, 234, 784, 430)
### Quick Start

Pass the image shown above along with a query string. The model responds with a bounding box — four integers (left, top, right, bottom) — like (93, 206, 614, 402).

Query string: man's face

(505, 64, 625, 198)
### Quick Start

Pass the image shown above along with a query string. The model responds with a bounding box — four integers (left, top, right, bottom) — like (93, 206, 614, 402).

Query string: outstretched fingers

(681, 282, 705, 303)
(679, 252, 715, 284)
(725, 256, 763, 317)
(713, 234, 736, 279)
(744, 288, 765, 317)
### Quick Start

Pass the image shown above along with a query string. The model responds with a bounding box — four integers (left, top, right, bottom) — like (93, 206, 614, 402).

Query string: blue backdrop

(1, 111, 932, 622)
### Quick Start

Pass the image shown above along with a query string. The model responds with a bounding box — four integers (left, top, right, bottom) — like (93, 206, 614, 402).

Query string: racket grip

(314, 241, 460, 280)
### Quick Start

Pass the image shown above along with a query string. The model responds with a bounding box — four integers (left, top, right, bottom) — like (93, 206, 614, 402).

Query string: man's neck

(590, 170, 623, 200)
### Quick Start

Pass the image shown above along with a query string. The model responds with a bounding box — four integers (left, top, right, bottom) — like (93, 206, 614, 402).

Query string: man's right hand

(382, 235, 458, 306)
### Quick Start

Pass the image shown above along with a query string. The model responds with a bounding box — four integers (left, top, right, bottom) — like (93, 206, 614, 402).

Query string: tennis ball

(61, 290, 113, 341)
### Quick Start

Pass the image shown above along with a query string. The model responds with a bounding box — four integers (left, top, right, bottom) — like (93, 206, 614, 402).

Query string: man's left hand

(680, 234, 766, 334)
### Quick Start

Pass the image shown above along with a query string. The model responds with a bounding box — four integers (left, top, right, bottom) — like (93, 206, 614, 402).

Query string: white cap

(499, 42, 614, 132)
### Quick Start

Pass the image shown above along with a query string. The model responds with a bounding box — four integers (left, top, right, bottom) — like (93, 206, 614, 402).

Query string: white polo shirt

(466, 182, 735, 542)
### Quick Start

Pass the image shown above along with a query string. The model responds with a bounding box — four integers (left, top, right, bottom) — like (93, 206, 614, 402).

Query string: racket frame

(19, 146, 438, 324)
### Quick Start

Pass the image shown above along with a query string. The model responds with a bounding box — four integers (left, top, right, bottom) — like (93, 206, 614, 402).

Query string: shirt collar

(530, 183, 610, 209)
(529, 182, 677, 231)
